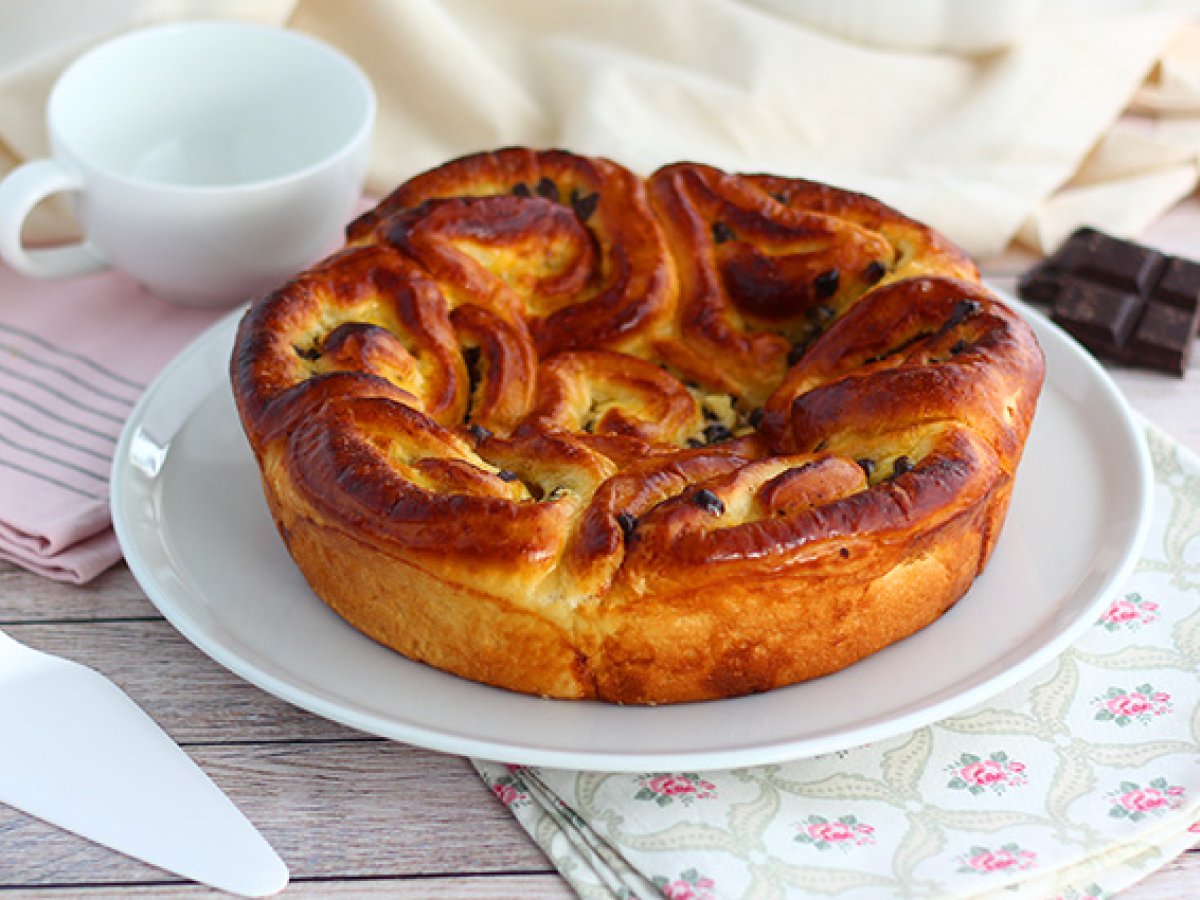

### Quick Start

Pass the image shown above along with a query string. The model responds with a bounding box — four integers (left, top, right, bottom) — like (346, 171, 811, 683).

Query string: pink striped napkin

(0, 264, 223, 582)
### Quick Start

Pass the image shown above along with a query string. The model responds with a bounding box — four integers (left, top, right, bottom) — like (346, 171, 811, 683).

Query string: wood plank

(1120, 848, 1200, 899)
(0, 743, 552, 887)
(0, 563, 156, 622)
(0, 619, 353, 743)
(0, 873, 575, 898)
(0, 618, 556, 888)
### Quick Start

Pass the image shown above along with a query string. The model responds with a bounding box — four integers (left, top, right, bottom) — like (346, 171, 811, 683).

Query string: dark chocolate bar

(1017, 227, 1200, 376)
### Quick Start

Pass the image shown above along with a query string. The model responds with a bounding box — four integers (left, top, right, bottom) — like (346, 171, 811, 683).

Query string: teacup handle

(0, 159, 109, 279)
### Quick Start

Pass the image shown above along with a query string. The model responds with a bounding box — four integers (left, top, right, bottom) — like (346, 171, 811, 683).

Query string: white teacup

(0, 21, 375, 307)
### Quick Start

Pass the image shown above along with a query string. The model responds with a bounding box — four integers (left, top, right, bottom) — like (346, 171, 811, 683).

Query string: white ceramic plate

(111, 290, 1152, 771)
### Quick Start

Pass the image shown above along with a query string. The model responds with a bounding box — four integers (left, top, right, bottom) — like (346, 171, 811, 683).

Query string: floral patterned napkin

(475, 425, 1200, 899)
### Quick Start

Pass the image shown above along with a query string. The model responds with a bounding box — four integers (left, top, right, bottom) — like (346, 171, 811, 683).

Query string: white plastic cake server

(0, 626, 288, 897)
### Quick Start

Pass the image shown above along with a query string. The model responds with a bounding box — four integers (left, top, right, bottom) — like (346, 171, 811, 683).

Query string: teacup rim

(46, 19, 377, 195)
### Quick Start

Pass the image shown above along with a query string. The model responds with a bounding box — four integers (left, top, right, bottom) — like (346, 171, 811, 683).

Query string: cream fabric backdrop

(2, 0, 1199, 257)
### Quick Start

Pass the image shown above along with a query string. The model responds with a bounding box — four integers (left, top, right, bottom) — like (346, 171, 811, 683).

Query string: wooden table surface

(1, 212, 1199, 899)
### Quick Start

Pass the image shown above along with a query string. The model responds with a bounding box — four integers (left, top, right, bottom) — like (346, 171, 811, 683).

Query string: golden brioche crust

(231, 147, 1045, 704)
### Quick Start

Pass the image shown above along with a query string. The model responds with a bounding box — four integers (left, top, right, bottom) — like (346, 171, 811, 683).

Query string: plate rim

(111, 288, 1154, 770)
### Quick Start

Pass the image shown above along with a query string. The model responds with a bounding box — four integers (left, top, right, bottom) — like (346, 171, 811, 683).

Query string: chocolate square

(1045, 227, 1099, 265)
(1128, 301, 1199, 376)
(1054, 229, 1165, 295)
(1016, 268, 1067, 306)
(1051, 282, 1144, 355)
(1154, 256, 1200, 310)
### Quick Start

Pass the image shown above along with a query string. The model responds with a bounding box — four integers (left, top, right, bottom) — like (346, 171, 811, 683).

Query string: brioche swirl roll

(232, 148, 1045, 704)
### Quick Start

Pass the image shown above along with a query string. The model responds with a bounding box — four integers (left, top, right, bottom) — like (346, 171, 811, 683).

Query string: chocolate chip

(711, 221, 736, 244)
(535, 176, 559, 202)
(703, 423, 732, 444)
(946, 299, 982, 327)
(856, 458, 876, 478)
(570, 189, 599, 221)
(863, 260, 887, 284)
(950, 339, 968, 356)
(511, 182, 532, 198)
(814, 268, 840, 299)
(839, 547, 850, 558)
(748, 408, 764, 427)
(497, 469, 519, 482)
(890, 456, 913, 478)
(807, 304, 835, 326)
(462, 345, 483, 405)
(771, 192, 789, 204)
(468, 424, 492, 443)
(294, 344, 321, 361)
(692, 488, 725, 515)
(616, 511, 638, 539)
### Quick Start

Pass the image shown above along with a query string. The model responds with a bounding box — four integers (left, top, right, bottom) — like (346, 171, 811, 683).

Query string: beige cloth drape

(2, 0, 1199, 258)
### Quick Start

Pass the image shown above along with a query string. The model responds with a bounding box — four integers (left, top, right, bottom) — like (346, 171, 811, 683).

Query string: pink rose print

(794, 814, 876, 850)
(1108, 778, 1186, 822)
(1099, 592, 1159, 632)
(1093, 684, 1172, 726)
(962, 761, 1006, 785)
(650, 776, 697, 795)
(489, 774, 529, 809)
(493, 784, 518, 805)
(946, 751, 1028, 795)
(652, 868, 715, 900)
(957, 843, 1037, 875)
(635, 773, 718, 807)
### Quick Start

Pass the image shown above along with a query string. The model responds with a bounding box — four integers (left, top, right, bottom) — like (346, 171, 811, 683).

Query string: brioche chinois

(231, 147, 1044, 704)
